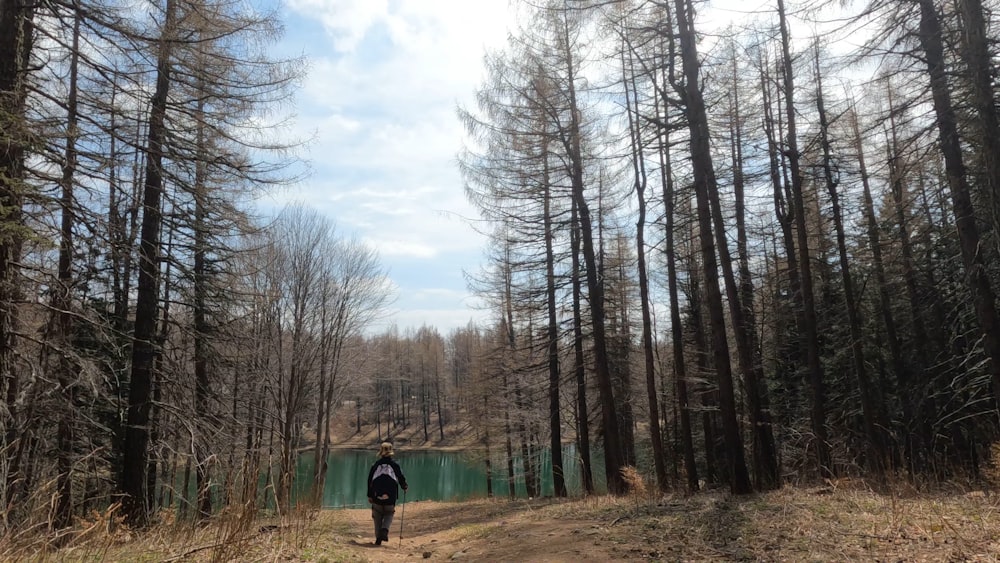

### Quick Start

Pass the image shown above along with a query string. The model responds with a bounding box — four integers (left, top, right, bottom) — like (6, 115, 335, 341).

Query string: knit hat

(378, 442, 394, 458)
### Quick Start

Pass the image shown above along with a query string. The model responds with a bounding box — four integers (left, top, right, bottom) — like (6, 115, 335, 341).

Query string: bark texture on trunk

(917, 0, 1000, 413)
(674, 0, 752, 494)
(122, 0, 177, 527)
(777, 0, 831, 477)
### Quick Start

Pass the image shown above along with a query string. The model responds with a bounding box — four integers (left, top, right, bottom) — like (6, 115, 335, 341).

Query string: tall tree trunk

(609, 244, 637, 469)
(886, 85, 935, 466)
(500, 252, 517, 500)
(513, 330, 535, 498)
(0, 0, 34, 521)
(422, 383, 430, 442)
(106, 86, 138, 490)
(123, 0, 177, 526)
(179, 454, 192, 520)
(52, 6, 82, 530)
(957, 0, 1000, 249)
(562, 35, 626, 494)
(436, 377, 445, 441)
(673, 0, 752, 494)
(502, 366, 516, 500)
(621, 35, 667, 492)
(851, 108, 913, 472)
(658, 104, 697, 493)
(688, 262, 717, 484)
(760, 48, 803, 430)
(319, 302, 348, 497)
(917, 0, 1000, 424)
(724, 53, 779, 490)
(148, 222, 175, 515)
(312, 289, 331, 506)
(542, 152, 567, 497)
(279, 292, 308, 513)
(652, 12, 698, 492)
(193, 87, 213, 521)
(777, 0, 832, 477)
(483, 437, 494, 499)
(483, 395, 493, 498)
(813, 46, 885, 474)
(570, 199, 594, 495)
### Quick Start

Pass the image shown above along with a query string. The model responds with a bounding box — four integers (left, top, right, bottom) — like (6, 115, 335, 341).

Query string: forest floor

(20, 480, 1000, 562)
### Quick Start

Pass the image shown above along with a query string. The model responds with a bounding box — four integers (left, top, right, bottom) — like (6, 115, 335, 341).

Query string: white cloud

(372, 307, 487, 334)
(370, 238, 438, 259)
(272, 1, 512, 330)
(286, 0, 389, 53)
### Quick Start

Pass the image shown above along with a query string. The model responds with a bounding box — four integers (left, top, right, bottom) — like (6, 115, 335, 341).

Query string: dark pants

(371, 503, 395, 539)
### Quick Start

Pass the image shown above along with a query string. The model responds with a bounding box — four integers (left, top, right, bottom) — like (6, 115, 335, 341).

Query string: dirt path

(332, 498, 634, 562)
(318, 487, 1000, 563)
(38, 485, 1000, 561)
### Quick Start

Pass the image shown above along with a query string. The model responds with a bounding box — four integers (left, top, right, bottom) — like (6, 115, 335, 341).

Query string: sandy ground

(333, 498, 631, 562)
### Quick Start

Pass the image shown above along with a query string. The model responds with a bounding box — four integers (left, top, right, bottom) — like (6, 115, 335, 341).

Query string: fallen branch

(610, 515, 631, 526)
(161, 542, 226, 562)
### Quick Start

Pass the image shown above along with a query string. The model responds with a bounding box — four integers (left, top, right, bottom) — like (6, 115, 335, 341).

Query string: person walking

(367, 442, 408, 546)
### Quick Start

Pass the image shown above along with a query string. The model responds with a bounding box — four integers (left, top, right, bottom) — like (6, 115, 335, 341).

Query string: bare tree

(672, 0, 752, 493)
(812, 43, 886, 473)
(616, 6, 668, 492)
(776, 0, 831, 477)
(912, 0, 1000, 409)
(121, 0, 180, 525)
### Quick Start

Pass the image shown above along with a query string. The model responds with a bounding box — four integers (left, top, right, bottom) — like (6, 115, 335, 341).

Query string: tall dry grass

(0, 499, 331, 562)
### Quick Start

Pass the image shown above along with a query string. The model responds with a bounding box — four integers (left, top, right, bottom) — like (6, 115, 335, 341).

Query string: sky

(262, 0, 811, 335)
(267, 0, 517, 333)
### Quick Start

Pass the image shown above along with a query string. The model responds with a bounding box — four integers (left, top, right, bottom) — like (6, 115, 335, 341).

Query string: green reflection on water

(293, 446, 605, 508)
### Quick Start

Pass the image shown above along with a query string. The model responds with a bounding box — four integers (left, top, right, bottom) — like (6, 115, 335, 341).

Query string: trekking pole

(398, 490, 406, 548)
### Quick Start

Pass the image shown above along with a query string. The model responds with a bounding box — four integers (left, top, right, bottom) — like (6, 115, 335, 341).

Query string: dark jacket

(367, 456, 407, 506)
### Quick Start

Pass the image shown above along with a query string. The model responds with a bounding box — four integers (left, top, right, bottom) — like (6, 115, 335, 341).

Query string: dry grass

(452, 522, 499, 541)
(481, 481, 1000, 562)
(583, 482, 1000, 562)
(0, 504, 358, 563)
(4, 483, 1000, 562)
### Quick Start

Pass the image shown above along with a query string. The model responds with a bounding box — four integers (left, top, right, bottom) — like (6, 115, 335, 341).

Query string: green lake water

(292, 446, 604, 508)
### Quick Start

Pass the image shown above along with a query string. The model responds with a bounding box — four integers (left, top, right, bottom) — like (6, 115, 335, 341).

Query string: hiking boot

(375, 537, 382, 546)
(380, 528, 390, 542)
